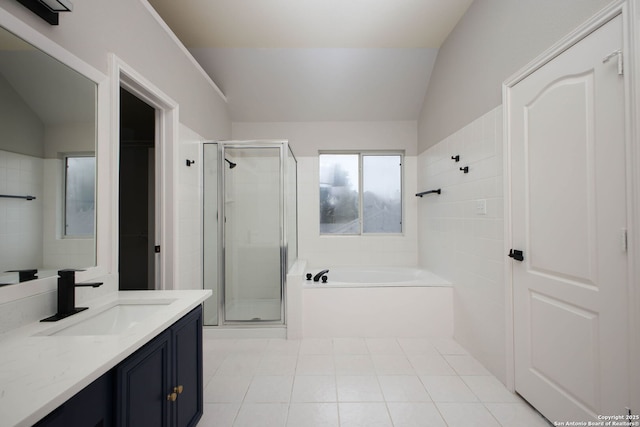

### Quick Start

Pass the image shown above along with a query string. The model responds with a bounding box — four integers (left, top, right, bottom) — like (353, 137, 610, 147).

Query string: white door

(509, 14, 628, 422)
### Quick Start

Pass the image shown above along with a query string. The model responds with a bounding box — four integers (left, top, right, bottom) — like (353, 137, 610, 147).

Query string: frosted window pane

(65, 156, 95, 237)
(363, 155, 402, 233)
(319, 154, 359, 234)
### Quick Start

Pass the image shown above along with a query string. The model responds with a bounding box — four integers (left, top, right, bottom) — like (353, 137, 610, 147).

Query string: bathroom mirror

(0, 26, 97, 285)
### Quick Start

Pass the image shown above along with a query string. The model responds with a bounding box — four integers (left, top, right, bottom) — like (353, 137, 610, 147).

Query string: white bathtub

(304, 266, 450, 287)
(290, 265, 453, 338)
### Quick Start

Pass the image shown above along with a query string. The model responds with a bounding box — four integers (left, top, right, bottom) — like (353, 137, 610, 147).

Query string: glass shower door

(223, 146, 282, 322)
(203, 144, 219, 325)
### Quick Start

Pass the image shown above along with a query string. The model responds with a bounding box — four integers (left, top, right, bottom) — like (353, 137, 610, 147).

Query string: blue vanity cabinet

(172, 306, 204, 427)
(31, 305, 203, 427)
(33, 371, 114, 427)
(116, 306, 203, 427)
(116, 330, 172, 427)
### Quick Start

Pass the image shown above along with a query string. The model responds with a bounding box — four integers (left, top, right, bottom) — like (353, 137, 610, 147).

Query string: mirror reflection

(0, 26, 97, 286)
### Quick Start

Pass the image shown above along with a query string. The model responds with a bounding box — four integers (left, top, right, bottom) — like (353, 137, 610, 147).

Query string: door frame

(502, 0, 640, 413)
(109, 54, 179, 290)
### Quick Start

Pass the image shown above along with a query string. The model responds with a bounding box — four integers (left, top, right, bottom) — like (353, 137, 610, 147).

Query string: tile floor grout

(198, 337, 551, 427)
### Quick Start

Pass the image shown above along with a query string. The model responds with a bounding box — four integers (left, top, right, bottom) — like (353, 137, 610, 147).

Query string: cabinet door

(116, 330, 172, 427)
(172, 306, 203, 427)
(34, 372, 113, 427)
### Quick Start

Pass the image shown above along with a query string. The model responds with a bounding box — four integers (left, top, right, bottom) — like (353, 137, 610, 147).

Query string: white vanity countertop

(0, 290, 212, 427)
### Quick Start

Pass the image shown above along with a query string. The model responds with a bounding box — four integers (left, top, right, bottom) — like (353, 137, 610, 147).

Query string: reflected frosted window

(319, 154, 359, 234)
(65, 156, 95, 237)
(363, 155, 402, 233)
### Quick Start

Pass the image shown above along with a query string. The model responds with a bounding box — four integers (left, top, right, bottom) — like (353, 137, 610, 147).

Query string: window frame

(319, 150, 404, 236)
(62, 153, 96, 239)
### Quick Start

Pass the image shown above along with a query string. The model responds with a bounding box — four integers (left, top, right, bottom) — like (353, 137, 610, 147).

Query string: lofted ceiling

(0, 27, 95, 126)
(147, 0, 473, 122)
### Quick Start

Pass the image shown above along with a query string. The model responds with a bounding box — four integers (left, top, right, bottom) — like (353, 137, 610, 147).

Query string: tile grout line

(284, 342, 301, 426)
(201, 337, 526, 427)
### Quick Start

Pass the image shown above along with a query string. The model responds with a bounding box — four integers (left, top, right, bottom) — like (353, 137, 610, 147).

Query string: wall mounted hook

(460, 166, 469, 173)
(186, 159, 195, 167)
(451, 155, 460, 162)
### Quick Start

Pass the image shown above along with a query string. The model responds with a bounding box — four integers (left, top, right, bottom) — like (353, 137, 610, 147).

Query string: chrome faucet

(313, 269, 329, 282)
(41, 269, 103, 322)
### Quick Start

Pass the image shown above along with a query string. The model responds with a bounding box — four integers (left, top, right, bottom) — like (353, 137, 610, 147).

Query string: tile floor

(198, 337, 550, 427)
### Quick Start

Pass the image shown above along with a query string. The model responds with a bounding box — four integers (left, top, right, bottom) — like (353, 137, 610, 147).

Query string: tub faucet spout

(313, 269, 329, 282)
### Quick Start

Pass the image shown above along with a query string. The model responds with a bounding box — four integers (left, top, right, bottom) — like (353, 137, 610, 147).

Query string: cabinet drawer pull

(174, 385, 184, 394)
(167, 392, 177, 402)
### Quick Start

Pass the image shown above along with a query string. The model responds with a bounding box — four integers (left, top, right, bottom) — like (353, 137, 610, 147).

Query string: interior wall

(0, 0, 230, 141)
(0, 72, 43, 157)
(42, 123, 96, 269)
(176, 124, 204, 291)
(0, 150, 43, 274)
(418, 106, 505, 381)
(44, 123, 95, 159)
(233, 121, 418, 156)
(0, 74, 44, 275)
(417, 0, 618, 384)
(418, 0, 612, 153)
(232, 121, 419, 267)
(0, 0, 231, 326)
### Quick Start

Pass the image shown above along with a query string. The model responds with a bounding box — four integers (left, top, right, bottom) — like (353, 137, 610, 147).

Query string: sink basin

(41, 300, 176, 336)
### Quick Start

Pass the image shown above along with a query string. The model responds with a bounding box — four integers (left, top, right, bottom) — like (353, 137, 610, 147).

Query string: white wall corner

(286, 259, 307, 339)
(137, 0, 228, 103)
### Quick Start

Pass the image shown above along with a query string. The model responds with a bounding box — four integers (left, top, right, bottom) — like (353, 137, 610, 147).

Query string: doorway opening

(119, 87, 157, 290)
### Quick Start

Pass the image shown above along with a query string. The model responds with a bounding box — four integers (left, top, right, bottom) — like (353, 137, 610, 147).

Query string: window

(64, 155, 96, 237)
(319, 152, 402, 234)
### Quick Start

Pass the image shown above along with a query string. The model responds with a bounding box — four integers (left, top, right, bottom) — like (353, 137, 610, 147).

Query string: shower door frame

(204, 140, 292, 327)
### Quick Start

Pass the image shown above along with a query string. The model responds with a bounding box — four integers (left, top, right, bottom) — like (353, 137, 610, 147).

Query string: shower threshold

(225, 298, 281, 323)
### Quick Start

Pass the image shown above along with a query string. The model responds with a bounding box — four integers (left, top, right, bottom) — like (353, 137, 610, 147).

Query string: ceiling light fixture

(15, 0, 73, 25)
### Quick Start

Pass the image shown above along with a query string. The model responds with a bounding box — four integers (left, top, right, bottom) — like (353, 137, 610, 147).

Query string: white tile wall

(417, 106, 507, 382)
(0, 144, 115, 334)
(41, 159, 95, 269)
(0, 150, 43, 274)
(0, 152, 95, 275)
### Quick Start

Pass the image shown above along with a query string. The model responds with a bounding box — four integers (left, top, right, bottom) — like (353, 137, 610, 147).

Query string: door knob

(174, 385, 184, 394)
(508, 249, 524, 261)
(167, 392, 177, 402)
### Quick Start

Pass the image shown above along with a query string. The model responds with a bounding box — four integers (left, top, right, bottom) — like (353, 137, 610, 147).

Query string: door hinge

(155, 245, 161, 253)
(621, 228, 628, 253)
(602, 49, 623, 75)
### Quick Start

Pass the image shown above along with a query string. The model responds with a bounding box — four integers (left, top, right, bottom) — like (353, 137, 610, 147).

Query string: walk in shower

(203, 141, 297, 326)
